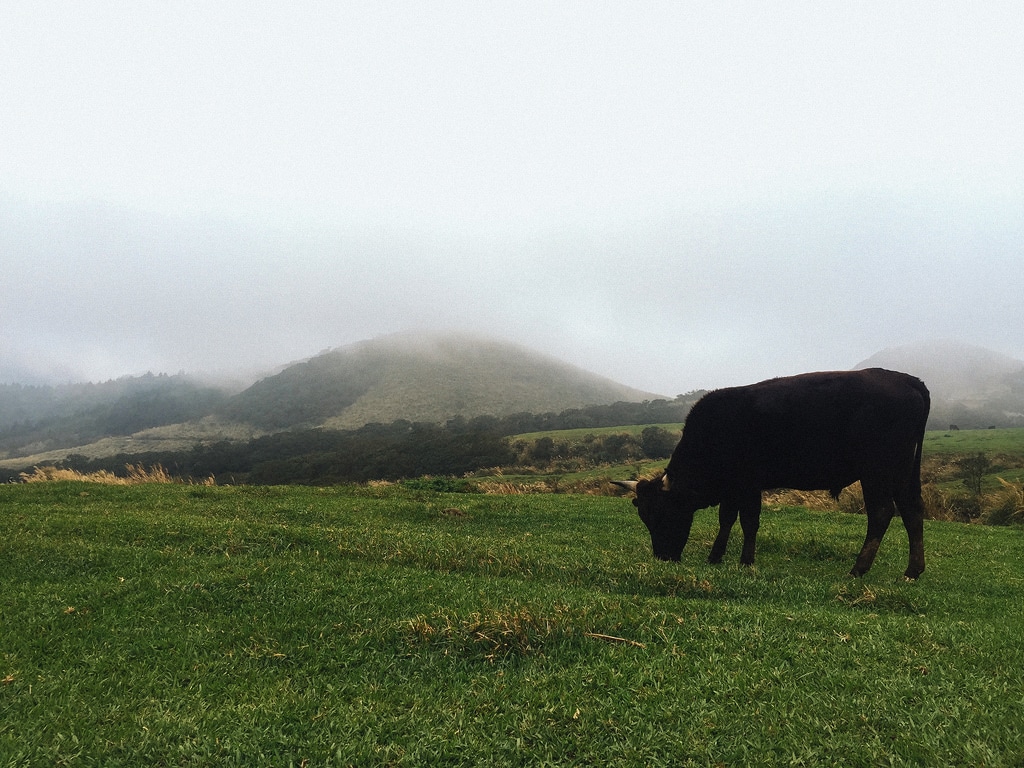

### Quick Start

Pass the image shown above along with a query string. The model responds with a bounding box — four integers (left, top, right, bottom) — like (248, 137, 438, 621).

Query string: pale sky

(2, 2, 1023, 395)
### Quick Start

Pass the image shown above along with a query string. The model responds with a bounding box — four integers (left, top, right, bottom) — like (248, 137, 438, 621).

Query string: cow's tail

(911, 424, 925, 499)
(910, 376, 931, 498)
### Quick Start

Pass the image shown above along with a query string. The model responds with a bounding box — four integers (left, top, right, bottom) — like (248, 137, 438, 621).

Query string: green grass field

(2, 481, 1023, 766)
(923, 427, 1024, 456)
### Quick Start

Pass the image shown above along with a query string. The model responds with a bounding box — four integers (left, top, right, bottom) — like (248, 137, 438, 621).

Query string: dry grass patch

(404, 604, 584, 662)
(985, 477, 1024, 525)
(763, 484, 865, 515)
(19, 463, 213, 485)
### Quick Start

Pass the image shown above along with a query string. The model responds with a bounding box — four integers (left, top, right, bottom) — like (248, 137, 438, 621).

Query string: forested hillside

(1, 396, 698, 485)
(0, 374, 231, 458)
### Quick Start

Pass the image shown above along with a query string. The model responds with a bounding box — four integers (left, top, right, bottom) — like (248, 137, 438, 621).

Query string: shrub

(640, 426, 677, 459)
(958, 452, 992, 498)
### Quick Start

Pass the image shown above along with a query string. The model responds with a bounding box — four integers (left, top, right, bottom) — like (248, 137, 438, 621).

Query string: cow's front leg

(708, 505, 738, 563)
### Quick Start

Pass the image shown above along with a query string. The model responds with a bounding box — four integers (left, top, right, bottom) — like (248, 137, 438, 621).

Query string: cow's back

(670, 368, 929, 495)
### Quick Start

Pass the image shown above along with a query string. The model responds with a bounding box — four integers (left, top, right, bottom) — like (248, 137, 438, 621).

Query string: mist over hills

(856, 340, 1024, 428)
(0, 373, 232, 457)
(857, 341, 1024, 401)
(3, 334, 1023, 468)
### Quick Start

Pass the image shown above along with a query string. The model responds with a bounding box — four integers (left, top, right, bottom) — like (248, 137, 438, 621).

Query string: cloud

(2, 3, 1023, 391)
(7, 189, 1022, 396)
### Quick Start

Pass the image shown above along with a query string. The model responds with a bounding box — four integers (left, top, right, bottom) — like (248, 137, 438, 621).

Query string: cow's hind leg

(850, 481, 896, 577)
(737, 497, 761, 566)
(895, 482, 926, 580)
(708, 505, 738, 564)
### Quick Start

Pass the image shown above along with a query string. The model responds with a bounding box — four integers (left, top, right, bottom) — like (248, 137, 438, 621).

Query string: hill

(219, 332, 662, 430)
(0, 333, 663, 466)
(856, 340, 1024, 429)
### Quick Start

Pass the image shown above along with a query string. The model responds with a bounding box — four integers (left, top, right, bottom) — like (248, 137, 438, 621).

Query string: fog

(3, 3, 1023, 395)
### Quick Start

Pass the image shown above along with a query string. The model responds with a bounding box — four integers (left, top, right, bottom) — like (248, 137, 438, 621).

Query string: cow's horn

(610, 480, 638, 492)
(661, 474, 671, 491)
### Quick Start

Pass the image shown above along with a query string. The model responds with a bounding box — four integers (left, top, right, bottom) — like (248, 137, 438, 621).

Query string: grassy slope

(2, 483, 1022, 766)
(225, 333, 659, 432)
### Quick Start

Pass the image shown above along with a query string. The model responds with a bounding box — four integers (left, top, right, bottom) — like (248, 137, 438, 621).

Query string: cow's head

(613, 475, 696, 561)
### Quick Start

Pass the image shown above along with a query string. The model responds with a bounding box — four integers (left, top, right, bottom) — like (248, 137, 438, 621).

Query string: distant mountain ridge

(856, 340, 1024, 400)
(856, 340, 1024, 428)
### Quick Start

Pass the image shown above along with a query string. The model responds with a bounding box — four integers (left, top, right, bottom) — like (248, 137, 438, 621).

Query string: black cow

(614, 369, 930, 579)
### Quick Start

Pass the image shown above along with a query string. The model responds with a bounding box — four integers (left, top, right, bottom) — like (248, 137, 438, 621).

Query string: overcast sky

(3, 2, 1023, 395)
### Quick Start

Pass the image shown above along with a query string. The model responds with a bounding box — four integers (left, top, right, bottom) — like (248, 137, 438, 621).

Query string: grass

(923, 427, 1024, 456)
(2, 481, 1023, 766)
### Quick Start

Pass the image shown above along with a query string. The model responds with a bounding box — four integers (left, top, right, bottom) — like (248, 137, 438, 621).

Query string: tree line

(2, 395, 700, 485)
